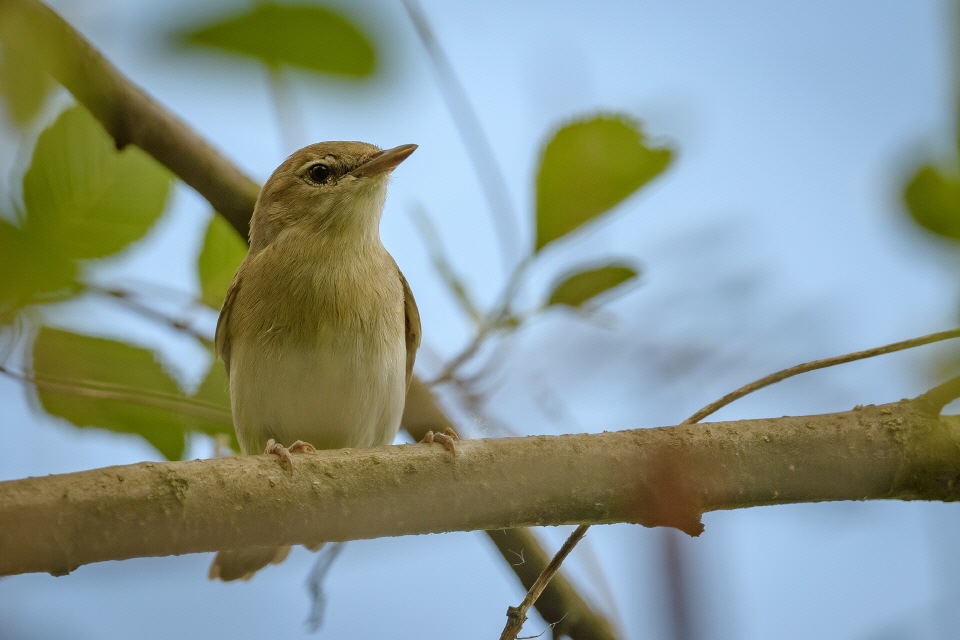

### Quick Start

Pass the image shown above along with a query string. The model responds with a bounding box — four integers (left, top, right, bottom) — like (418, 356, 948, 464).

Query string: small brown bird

(209, 141, 422, 581)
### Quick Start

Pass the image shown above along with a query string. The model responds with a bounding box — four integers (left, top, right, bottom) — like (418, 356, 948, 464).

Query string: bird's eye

(307, 163, 330, 184)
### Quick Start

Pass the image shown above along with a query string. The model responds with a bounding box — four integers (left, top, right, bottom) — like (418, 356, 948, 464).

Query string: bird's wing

(215, 270, 242, 378)
(398, 266, 421, 391)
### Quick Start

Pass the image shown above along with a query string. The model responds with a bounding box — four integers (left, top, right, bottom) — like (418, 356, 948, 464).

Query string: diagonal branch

(500, 524, 590, 640)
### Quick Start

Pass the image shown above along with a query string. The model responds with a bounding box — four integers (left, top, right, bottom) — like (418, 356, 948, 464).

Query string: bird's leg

(420, 427, 459, 457)
(264, 438, 317, 473)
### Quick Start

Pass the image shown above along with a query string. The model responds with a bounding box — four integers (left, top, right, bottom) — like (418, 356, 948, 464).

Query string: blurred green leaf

(903, 164, 960, 241)
(547, 262, 639, 308)
(0, 105, 171, 322)
(535, 115, 672, 252)
(32, 328, 232, 460)
(185, 352, 238, 450)
(198, 213, 246, 310)
(182, 3, 376, 77)
(0, 44, 54, 125)
(22, 106, 172, 261)
(0, 219, 77, 322)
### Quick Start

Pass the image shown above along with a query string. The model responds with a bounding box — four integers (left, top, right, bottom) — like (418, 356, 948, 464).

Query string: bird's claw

(420, 427, 459, 457)
(288, 440, 317, 454)
(264, 438, 316, 473)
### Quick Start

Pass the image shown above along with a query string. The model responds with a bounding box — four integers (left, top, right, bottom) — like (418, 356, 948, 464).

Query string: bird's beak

(350, 144, 418, 178)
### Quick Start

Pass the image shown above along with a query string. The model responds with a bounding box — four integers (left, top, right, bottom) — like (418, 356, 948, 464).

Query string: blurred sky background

(2, 1, 960, 639)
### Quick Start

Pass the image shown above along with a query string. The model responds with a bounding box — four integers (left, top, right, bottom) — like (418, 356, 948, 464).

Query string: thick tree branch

(0, 1, 615, 636)
(3, 400, 960, 578)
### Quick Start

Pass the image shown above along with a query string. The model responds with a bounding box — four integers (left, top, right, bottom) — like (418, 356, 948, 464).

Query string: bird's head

(249, 141, 416, 252)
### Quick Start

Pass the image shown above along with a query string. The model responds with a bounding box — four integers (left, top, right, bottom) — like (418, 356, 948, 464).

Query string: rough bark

(3, 401, 959, 578)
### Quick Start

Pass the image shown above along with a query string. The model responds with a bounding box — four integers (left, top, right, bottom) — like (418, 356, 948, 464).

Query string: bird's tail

(208, 545, 292, 582)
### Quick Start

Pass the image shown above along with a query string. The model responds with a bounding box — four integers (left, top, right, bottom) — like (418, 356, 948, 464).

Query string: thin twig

(409, 205, 483, 325)
(428, 327, 490, 385)
(90, 285, 213, 346)
(0, 363, 231, 423)
(517, 613, 567, 640)
(682, 327, 960, 425)
(500, 524, 589, 640)
(427, 274, 543, 386)
(402, 0, 522, 274)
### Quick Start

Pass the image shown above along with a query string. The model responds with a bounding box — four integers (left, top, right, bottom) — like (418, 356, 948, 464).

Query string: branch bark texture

(3, 401, 959, 578)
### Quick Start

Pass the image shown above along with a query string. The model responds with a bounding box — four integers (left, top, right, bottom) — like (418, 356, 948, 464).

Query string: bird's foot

(264, 439, 317, 473)
(420, 427, 460, 458)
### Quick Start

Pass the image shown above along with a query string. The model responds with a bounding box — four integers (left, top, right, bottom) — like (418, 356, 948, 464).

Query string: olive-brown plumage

(209, 142, 420, 581)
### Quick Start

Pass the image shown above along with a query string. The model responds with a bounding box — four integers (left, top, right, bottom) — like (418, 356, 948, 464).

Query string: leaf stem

(682, 327, 960, 425)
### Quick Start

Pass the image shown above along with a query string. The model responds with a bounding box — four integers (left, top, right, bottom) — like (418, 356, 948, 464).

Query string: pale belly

(229, 332, 407, 455)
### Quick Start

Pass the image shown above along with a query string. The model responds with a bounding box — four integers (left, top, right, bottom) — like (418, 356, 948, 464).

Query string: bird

(208, 141, 447, 581)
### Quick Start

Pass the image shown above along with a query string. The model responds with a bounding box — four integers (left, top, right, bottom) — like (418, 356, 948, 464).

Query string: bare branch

(500, 524, 589, 640)
(485, 528, 617, 640)
(90, 285, 213, 346)
(683, 327, 960, 425)
(3, 400, 960, 578)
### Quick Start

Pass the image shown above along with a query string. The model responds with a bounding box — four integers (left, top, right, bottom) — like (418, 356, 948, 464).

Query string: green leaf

(182, 3, 376, 77)
(31, 328, 234, 460)
(185, 352, 238, 450)
(547, 262, 639, 308)
(0, 105, 172, 321)
(903, 164, 960, 241)
(198, 213, 247, 310)
(0, 218, 77, 322)
(535, 115, 672, 252)
(22, 105, 172, 261)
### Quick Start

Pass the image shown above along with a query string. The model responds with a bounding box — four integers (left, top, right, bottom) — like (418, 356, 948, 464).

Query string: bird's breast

(237, 239, 405, 348)
(227, 240, 408, 453)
